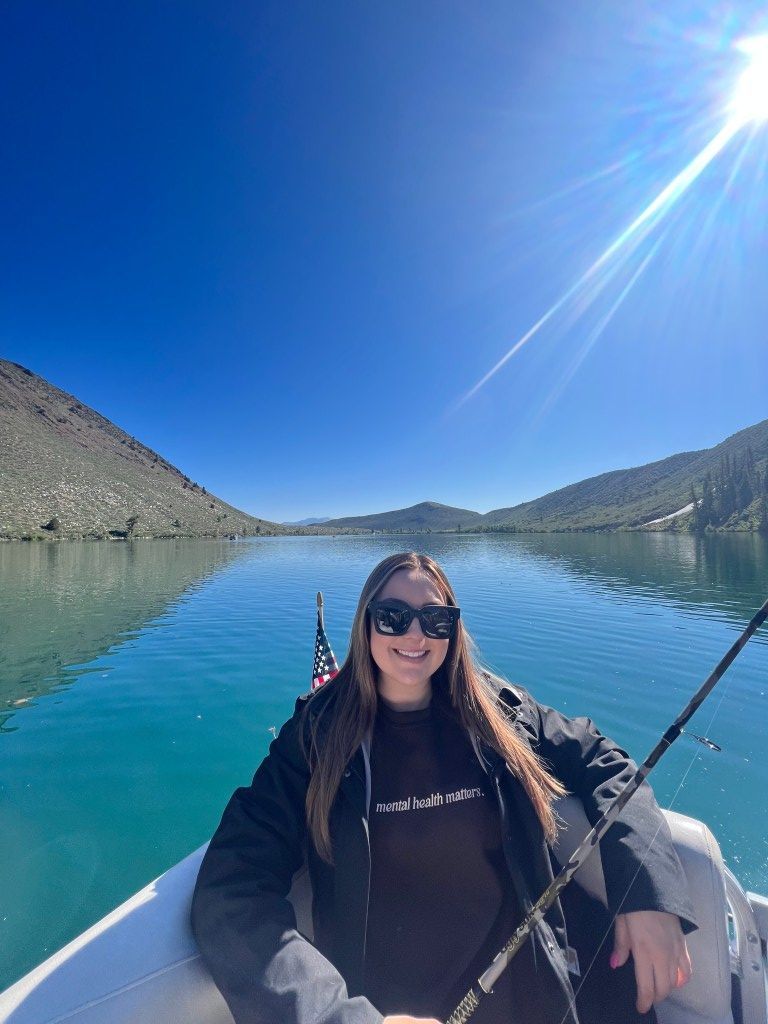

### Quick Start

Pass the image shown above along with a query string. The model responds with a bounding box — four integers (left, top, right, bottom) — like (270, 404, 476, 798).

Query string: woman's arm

(191, 696, 383, 1024)
(532, 699, 696, 930)
(531, 699, 696, 1010)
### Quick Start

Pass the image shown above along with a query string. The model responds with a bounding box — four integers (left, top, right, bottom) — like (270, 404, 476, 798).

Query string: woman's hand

(611, 910, 692, 1013)
(382, 1017, 442, 1024)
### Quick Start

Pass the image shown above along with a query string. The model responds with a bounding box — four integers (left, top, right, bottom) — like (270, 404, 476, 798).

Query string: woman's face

(368, 568, 450, 710)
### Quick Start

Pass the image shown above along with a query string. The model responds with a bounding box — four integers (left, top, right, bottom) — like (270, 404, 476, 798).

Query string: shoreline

(2, 524, 765, 542)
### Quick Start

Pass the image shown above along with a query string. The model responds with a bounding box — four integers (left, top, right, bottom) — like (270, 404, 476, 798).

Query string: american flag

(312, 593, 339, 690)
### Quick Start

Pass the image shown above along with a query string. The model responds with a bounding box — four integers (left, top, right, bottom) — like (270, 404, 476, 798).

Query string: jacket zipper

(346, 746, 372, 972)
(488, 756, 575, 1014)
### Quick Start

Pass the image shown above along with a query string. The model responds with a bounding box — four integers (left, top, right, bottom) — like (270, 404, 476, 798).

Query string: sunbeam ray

(531, 236, 666, 429)
(452, 119, 741, 413)
(451, 34, 768, 414)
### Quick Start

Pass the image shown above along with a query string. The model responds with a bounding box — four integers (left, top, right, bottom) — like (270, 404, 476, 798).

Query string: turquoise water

(1, 533, 767, 990)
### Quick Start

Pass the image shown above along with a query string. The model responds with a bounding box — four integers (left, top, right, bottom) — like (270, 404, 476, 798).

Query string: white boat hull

(1, 803, 766, 1024)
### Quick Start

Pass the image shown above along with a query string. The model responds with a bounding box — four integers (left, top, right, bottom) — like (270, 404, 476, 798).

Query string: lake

(1, 532, 767, 991)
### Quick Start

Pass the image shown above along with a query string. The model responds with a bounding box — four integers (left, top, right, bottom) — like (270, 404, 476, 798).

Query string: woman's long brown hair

(303, 552, 566, 862)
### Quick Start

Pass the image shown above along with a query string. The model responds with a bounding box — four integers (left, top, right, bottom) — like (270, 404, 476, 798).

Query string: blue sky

(3, 2, 767, 522)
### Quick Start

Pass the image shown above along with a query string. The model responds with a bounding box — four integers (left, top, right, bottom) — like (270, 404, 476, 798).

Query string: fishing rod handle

(446, 987, 483, 1024)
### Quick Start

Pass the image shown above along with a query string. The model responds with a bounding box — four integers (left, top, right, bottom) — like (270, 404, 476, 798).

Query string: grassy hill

(0, 359, 290, 540)
(324, 500, 484, 532)
(481, 419, 768, 532)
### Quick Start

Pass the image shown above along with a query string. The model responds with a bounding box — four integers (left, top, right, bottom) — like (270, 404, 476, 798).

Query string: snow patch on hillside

(643, 502, 696, 526)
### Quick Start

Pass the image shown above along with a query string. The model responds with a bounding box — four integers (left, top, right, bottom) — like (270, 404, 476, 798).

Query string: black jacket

(191, 681, 696, 1024)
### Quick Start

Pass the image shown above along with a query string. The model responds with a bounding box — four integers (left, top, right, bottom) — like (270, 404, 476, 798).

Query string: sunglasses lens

(374, 605, 411, 635)
(420, 608, 455, 639)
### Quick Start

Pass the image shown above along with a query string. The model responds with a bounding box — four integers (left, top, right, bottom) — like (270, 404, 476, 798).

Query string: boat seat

(0, 844, 235, 1024)
(553, 796, 733, 1024)
(0, 806, 735, 1023)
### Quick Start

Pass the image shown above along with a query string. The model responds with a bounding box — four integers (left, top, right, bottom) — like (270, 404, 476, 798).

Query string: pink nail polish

(610, 953, 619, 969)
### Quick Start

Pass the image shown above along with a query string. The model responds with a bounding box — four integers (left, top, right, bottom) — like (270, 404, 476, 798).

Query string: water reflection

(507, 532, 768, 623)
(418, 532, 768, 629)
(0, 539, 250, 726)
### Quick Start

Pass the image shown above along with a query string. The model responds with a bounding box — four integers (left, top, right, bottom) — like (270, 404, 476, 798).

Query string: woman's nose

(405, 616, 425, 639)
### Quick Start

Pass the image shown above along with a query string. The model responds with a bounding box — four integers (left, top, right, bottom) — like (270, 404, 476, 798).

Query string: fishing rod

(447, 596, 768, 1024)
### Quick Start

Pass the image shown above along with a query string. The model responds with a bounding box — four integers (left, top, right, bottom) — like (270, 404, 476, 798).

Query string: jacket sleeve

(190, 697, 383, 1024)
(532, 699, 697, 933)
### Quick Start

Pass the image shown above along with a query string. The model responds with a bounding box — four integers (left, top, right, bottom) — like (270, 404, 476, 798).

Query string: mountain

(284, 516, 332, 526)
(323, 500, 484, 532)
(481, 418, 768, 532)
(0, 359, 289, 540)
(320, 420, 768, 534)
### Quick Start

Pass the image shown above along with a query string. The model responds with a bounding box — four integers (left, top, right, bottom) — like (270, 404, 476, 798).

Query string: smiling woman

(191, 551, 697, 1024)
(368, 572, 457, 711)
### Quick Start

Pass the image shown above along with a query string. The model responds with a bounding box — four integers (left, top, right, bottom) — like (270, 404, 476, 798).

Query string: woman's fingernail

(610, 953, 620, 969)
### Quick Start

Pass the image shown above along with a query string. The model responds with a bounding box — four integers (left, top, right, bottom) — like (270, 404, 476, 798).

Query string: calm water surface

(1, 533, 767, 989)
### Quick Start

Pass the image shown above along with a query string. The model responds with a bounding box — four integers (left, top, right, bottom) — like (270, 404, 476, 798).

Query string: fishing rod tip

(682, 728, 722, 752)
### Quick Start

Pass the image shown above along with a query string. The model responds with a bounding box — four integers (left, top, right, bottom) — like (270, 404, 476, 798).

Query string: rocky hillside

(0, 359, 288, 540)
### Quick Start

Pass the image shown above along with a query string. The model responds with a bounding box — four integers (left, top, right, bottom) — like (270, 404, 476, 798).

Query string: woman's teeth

(394, 649, 428, 659)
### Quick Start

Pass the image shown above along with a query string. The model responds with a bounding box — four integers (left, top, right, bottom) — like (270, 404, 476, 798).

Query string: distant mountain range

(1, 358, 765, 539)
(283, 516, 332, 526)
(325, 501, 483, 532)
(322, 418, 768, 534)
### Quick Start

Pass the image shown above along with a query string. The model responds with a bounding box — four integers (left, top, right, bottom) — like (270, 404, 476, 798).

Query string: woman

(192, 552, 695, 1024)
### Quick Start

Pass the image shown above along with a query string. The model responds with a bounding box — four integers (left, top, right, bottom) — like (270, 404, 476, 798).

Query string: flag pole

(312, 592, 339, 691)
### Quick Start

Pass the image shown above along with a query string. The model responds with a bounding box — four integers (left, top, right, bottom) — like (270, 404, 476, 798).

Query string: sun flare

(729, 34, 768, 126)
(452, 29, 768, 414)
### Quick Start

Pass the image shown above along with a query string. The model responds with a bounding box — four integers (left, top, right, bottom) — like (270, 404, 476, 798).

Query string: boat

(1, 796, 766, 1024)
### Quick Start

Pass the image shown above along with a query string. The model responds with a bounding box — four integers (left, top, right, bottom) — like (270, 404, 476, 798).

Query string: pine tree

(700, 473, 714, 529)
(759, 495, 768, 536)
(734, 449, 753, 512)
(724, 453, 737, 519)
(745, 446, 758, 493)
(689, 484, 700, 532)
(719, 456, 729, 523)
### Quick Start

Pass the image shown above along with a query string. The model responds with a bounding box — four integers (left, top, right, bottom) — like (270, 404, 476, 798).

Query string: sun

(729, 34, 768, 126)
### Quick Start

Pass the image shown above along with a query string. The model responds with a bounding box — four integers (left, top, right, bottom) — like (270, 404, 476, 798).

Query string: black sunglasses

(367, 599, 461, 640)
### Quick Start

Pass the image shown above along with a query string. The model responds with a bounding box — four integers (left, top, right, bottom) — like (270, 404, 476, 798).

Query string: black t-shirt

(364, 698, 524, 1023)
